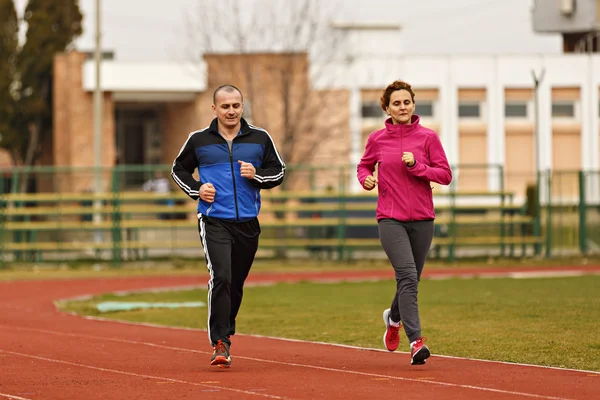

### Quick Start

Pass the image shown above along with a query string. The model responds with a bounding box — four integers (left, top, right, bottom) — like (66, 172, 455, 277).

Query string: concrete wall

(532, 0, 598, 33)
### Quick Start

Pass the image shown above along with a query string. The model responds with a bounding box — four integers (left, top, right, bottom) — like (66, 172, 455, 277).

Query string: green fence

(538, 169, 600, 257)
(0, 164, 597, 266)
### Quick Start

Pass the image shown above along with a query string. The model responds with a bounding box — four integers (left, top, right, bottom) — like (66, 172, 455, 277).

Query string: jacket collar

(385, 114, 421, 136)
(209, 117, 252, 135)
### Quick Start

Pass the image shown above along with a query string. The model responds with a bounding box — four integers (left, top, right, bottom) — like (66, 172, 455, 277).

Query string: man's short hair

(213, 84, 244, 104)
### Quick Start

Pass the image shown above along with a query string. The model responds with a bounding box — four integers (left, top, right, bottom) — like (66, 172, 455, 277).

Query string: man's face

(212, 90, 244, 130)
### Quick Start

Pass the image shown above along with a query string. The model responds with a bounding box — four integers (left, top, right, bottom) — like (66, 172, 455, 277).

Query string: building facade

(51, 51, 350, 193)
(329, 53, 600, 202)
(47, 50, 600, 201)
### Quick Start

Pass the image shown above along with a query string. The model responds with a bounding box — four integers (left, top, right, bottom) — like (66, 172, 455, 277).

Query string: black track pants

(198, 215, 260, 347)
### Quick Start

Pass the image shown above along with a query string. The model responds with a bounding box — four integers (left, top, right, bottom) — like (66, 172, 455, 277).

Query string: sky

(13, 0, 562, 62)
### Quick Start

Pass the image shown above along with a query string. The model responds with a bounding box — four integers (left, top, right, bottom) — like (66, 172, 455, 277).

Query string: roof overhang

(82, 60, 206, 102)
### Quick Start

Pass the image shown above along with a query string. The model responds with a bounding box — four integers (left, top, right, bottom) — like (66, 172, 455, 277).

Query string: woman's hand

(363, 175, 378, 190)
(402, 152, 415, 167)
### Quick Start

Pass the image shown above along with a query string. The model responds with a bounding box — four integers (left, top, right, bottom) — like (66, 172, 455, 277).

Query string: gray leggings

(378, 219, 434, 343)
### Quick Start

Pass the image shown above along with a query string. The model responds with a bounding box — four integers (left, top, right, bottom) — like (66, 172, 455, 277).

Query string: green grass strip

(59, 275, 600, 372)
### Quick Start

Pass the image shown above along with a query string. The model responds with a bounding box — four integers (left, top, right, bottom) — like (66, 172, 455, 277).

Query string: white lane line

(0, 325, 573, 400)
(0, 350, 282, 399)
(31, 309, 600, 378)
(0, 394, 33, 400)
(243, 332, 600, 376)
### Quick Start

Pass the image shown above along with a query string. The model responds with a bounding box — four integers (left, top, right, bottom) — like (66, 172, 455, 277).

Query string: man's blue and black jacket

(171, 118, 285, 221)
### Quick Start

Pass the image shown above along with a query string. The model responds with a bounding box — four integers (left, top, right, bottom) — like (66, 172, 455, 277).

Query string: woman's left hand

(402, 152, 415, 167)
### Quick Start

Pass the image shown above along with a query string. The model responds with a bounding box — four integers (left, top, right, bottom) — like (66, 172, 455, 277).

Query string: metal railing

(1, 164, 597, 266)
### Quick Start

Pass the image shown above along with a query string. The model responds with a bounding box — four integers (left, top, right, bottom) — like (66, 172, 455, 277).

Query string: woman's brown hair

(380, 80, 415, 111)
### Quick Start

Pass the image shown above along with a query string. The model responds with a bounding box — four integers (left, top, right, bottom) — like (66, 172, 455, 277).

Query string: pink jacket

(357, 115, 452, 222)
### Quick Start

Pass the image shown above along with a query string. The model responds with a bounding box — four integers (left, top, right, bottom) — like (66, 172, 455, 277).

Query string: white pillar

(535, 62, 552, 204)
(487, 57, 504, 192)
(93, 0, 103, 245)
(581, 55, 596, 171)
(538, 78, 552, 172)
(349, 86, 363, 193)
(584, 55, 600, 202)
(440, 57, 458, 192)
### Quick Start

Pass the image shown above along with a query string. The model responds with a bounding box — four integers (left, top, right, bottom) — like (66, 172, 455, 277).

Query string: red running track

(1, 266, 599, 400)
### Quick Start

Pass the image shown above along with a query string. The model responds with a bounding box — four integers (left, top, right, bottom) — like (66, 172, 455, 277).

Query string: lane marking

(0, 325, 574, 400)
(0, 350, 282, 399)
(40, 311, 600, 378)
(0, 394, 33, 400)
(244, 332, 600, 376)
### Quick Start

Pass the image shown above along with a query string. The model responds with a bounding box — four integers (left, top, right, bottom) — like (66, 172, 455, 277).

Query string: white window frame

(551, 100, 579, 121)
(458, 101, 486, 121)
(361, 102, 385, 117)
(415, 100, 436, 120)
(504, 101, 532, 121)
(360, 101, 385, 128)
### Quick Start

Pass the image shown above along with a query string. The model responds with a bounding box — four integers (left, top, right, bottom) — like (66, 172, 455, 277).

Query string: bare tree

(185, 0, 351, 190)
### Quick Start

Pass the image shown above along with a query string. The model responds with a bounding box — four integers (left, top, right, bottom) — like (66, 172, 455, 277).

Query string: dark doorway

(115, 105, 163, 187)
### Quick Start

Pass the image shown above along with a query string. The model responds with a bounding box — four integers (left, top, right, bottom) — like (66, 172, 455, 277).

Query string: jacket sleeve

(357, 134, 378, 190)
(253, 132, 285, 189)
(171, 133, 202, 200)
(407, 133, 452, 185)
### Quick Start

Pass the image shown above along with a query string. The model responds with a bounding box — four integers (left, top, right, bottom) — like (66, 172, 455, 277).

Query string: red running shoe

(410, 337, 430, 365)
(382, 308, 402, 352)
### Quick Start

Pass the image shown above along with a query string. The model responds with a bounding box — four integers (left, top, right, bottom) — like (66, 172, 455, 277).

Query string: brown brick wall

(203, 53, 350, 190)
(289, 89, 350, 191)
(53, 51, 115, 192)
(0, 150, 11, 167)
(162, 94, 209, 167)
(53, 53, 70, 171)
(51, 51, 351, 192)
(204, 53, 310, 157)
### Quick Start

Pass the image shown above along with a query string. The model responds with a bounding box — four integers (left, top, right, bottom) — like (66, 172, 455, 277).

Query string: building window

(551, 102, 575, 118)
(415, 101, 434, 118)
(505, 102, 528, 118)
(361, 102, 384, 118)
(458, 103, 481, 118)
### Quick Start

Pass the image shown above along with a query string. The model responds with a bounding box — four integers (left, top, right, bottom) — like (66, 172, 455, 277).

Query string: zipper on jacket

(401, 133, 412, 220)
(254, 189, 259, 213)
(228, 141, 240, 221)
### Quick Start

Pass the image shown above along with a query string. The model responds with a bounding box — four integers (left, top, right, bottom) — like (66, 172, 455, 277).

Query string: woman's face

(386, 89, 414, 125)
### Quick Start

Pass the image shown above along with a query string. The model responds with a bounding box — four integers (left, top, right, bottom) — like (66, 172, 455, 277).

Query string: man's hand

(200, 183, 216, 203)
(363, 175, 378, 190)
(238, 160, 256, 179)
(402, 152, 415, 167)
